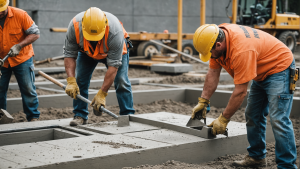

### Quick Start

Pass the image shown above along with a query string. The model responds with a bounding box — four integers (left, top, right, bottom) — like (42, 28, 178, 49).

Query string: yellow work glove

(65, 77, 80, 99)
(91, 89, 108, 111)
(207, 113, 230, 135)
(191, 97, 210, 120)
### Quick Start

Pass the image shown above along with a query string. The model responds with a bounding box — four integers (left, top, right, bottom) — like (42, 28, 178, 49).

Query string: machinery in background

(228, 0, 300, 52)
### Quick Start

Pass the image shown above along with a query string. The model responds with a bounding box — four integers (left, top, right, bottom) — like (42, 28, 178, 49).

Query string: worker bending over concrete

(0, 0, 40, 121)
(192, 24, 297, 168)
(63, 7, 135, 126)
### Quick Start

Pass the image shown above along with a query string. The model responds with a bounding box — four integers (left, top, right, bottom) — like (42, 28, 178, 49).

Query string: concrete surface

(0, 112, 275, 169)
(78, 121, 159, 135)
(151, 63, 193, 74)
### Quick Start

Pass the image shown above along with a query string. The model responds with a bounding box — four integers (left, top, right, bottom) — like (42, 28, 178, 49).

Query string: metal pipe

(149, 40, 209, 65)
(200, 0, 206, 25)
(177, 0, 183, 57)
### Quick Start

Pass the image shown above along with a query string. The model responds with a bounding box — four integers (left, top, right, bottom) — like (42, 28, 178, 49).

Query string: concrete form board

(78, 121, 160, 135)
(9, 77, 139, 90)
(151, 63, 193, 74)
(130, 115, 215, 139)
(0, 118, 71, 132)
(0, 129, 53, 146)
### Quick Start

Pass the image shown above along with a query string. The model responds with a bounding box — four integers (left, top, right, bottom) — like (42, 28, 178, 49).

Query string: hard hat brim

(0, 0, 9, 12)
(82, 29, 105, 41)
(199, 52, 211, 62)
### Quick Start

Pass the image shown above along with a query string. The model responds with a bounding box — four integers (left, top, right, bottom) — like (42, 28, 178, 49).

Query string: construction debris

(0, 109, 14, 124)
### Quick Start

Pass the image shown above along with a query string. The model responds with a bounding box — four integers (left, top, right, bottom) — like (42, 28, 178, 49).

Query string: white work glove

(9, 44, 22, 57)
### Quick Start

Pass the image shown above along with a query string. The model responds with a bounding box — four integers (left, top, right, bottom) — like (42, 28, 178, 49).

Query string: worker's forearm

(201, 68, 221, 100)
(18, 34, 40, 48)
(222, 85, 248, 119)
(101, 66, 118, 93)
(64, 57, 76, 77)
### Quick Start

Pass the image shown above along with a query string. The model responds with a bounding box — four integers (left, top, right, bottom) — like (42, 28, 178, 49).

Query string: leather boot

(233, 155, 267, 167)
(70, 116, 87, 126)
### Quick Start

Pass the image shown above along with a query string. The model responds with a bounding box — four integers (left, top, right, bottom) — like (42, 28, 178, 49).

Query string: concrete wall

(15, 0, 232, 60)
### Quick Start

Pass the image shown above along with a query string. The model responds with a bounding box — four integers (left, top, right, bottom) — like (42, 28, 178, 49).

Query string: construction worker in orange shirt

(0, 0, 40, 121)
(192, 24, 297, 168)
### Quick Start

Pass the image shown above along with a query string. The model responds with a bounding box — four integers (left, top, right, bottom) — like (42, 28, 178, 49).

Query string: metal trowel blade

(186, 118, 206, 128)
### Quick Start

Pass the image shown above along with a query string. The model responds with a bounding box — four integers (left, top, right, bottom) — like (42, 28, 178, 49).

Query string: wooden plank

(129, 60, 167, 66)
(151, 57, 175, 63)
(49, 28, 194, 40)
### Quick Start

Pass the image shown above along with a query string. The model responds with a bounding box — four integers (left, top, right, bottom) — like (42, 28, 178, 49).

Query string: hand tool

(0, 54, 11, 79)
(38, 70, 130, 127)
(186, 105, 228, 137)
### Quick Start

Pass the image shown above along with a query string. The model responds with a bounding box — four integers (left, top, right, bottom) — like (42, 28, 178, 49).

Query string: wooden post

(177, 0, 183, 63)
(200, 0, 205, 25)
(232, 0, 237, 24)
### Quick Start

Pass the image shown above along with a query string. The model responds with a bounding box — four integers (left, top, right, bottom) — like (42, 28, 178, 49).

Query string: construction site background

(11, 0, 232, 61)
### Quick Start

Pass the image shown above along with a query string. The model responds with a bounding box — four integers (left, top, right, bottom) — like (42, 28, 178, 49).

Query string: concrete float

(0, 112, 274, 169)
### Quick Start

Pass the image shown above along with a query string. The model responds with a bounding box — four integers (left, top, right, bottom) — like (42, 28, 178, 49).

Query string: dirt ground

(10, 99, 300, 169)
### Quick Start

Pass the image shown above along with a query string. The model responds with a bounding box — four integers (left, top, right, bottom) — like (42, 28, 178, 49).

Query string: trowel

(38, 71, 130, 127)
(186, 118, 206, 129)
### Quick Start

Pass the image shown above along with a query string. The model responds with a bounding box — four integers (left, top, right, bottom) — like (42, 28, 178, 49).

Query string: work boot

(232, 155, 267, 167)
(30, 118, 39, 122)
(70, 116, 87, 126)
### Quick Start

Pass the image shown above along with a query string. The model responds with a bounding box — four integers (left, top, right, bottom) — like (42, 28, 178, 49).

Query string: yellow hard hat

(82, 7, 108, 41)
(193, 24, 219, 62)
(0, 0, 9, 12)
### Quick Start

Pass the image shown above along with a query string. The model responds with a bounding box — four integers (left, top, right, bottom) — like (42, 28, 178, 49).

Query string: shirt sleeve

(106, 30, 124, 68)
(25, 22, 40, 35)
(232, 50, 258, 84)
(63, 19, 80, 58)
(21, 11, 34, 31)
(209, 58, 222, 69)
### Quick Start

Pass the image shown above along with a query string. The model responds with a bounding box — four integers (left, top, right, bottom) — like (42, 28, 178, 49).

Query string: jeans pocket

(278, 94, 292, 112)
(29, 65, 35, 83)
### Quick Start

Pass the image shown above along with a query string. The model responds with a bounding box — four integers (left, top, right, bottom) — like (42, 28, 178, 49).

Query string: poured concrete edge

(6, 88, 185, 114)
(9, 78, 140, 90)
(129, 115, 215, 139)
(5, 88, 300, 117)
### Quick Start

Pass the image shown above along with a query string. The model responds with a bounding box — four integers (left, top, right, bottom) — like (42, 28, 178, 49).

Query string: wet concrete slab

(0, 112, 275, 169)
(77, 121, 160, 135)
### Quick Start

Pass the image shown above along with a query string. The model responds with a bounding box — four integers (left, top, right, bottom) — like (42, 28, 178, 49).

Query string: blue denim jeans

(245, 60, 297, 169)
(0, 57, 40, 121)
(73, 48, 135, 120)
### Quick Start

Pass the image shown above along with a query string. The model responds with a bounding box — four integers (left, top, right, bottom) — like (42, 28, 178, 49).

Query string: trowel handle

(100, 106, 118, 119)
(38, 71, 66, 89)
(38, 71, 119, 119)
(2, 54, 10, 62)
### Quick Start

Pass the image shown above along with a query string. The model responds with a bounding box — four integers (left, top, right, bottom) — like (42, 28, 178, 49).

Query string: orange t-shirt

(209, 23, 293, 84)
(0, 6, 34, 68)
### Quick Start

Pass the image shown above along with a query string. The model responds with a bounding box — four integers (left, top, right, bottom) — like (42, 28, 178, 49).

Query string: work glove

(91, 89, 108, 112)
(8, 44, 22, 57)
(65, 77, 80, 99)
(191, 97, 210, 120)
(207, 113, 230, 135)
